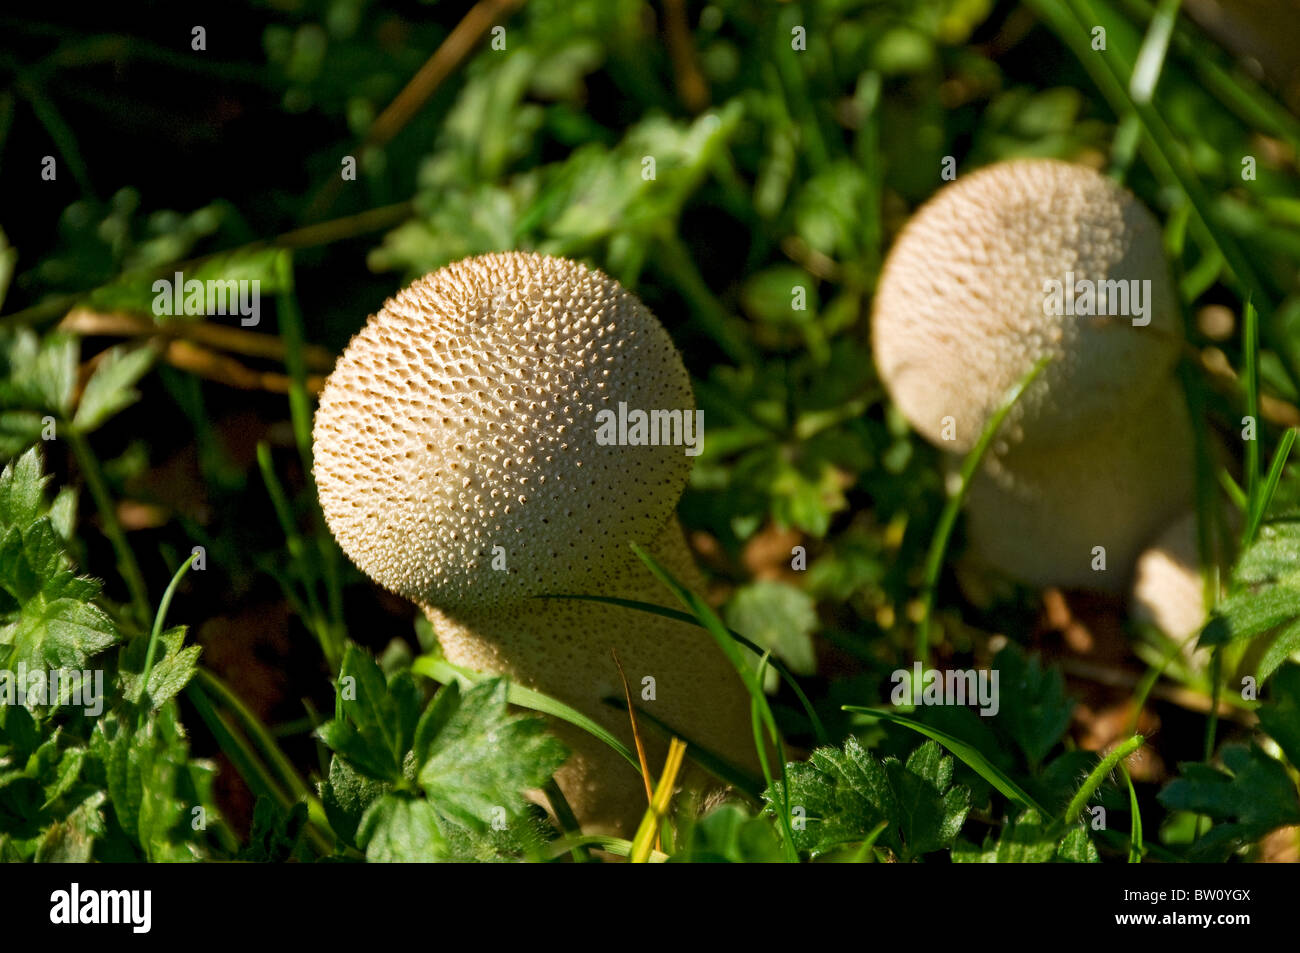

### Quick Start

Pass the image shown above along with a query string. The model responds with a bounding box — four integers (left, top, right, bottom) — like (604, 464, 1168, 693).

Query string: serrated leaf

(1158, 743, 1300, 861)
(989, 645, 1073, 767)
(0, 448, 49, 530)
(237, 797, 309, 862)
(7, 594, 118, 671)
(356, 794, 448, 862)
(763, 736, 970, 860)
(888, 740, 972, 860)
(416, 679, 568, 830)
(18, 334, 77, 417)
(1055, 825, 1100, 863)
(92, 707, 206, 862)
(73, 345, 156, 432)
(318, 644, 421, 783)
(953, 808, 1059, 863)
(119, 626, 201, 711)
(321, 755, 389, 849)
(1255, 663, 1300, 770)
(1199, 587, 1300, 647)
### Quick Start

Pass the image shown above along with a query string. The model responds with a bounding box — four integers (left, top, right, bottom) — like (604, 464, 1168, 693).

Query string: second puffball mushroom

(872, 158, 1195, 590)
(313, 251, 758, 836)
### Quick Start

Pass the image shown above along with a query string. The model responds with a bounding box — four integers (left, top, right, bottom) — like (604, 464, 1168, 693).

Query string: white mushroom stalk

(872, 158, 1195, 589)
(313, 251, 758, 836)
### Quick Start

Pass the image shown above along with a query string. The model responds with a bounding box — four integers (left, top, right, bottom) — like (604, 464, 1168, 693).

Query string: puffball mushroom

(964, 385, 1195, 590)
(312, 251, 758, 836)
(872, 158, 1194, 588)
(1131, 511, 1214, 663)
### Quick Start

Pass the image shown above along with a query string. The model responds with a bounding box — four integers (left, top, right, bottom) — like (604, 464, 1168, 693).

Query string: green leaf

(416, 679, 568, 831)
(671, 803, 787, 863)
(887, 740, 972, 860)
(989, 645, 1074, 767)
(237, 797, 310, 862)
(1055, 825, 1100, 863)
(0, 448, 49, 530)
(320, 755, 389, 850)
(35, 797, 102, 863)
(763, 737, 970, 860)
(5, 595, 118, 672)
(72, 345, 157, 432)
(356, 794, 449, 862)
(843, 706, 1046, 814)
(953, 808, 1062, 863)
(1258, 619, 1300, 684)
(91, 707, 213, 862)
(318, 644, 421, 783)
(1255, 663, 1300, 771)
(1199, 586, 1300, 647)
(12, 333, 77, 417)
(118, 625, 202, 711)
(1158, 744, 1300, 861)
(724, 580, 818, 691)
(8, 588, 114, 666)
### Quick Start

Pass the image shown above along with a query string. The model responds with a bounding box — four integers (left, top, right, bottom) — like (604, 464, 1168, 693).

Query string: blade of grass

(629, 737, 688, 863)
(541, 592, 829, 745)
(1122, 764, 1144, 862)
(193, 668, 334, 851)
(185, 678, 334, 856)
(541, 778, 592, 863)
(1243, 297, 1261, 511)
(629, 544, 799, 861)
(847, 820, 889, 863)
(844, 705, 1047, 814)
(916, 355, 1050, 665)
(1218, 469, 1247, 513)
(603, 696, 764, 798)
(1245, 428, 1297, 545)
(410, 653, 641, 773)
(544, 833, 661, 861)
(1128, 0, 1180, 105)
(611, 648, 656, 810)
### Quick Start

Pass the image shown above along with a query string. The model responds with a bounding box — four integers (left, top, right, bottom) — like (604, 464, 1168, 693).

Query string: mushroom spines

(872, 158, 1180, 454)
(313, 252, 695, 611)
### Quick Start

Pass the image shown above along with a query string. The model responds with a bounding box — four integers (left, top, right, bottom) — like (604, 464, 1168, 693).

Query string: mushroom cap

(872, 158, 1180, 453)
(313, 252, 695, 611)
(964, 383, 1194, 592)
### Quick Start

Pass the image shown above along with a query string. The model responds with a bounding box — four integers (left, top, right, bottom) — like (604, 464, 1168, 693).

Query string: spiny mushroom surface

(872, 158, 1193, 592)
(872, 158, 1181, 455)
(314, 251, 694, 609)
(313, 251, 757, 835)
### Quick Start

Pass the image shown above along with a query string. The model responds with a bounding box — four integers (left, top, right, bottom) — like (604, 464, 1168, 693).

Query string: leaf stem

(67, 428, 151, 623)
